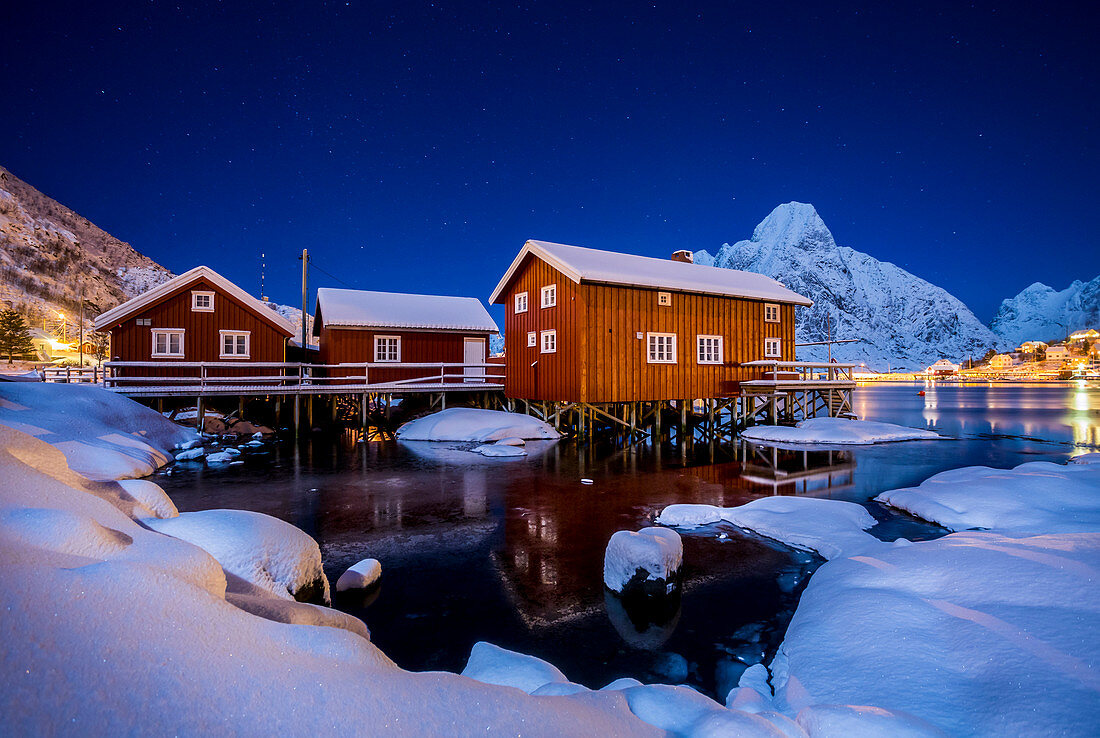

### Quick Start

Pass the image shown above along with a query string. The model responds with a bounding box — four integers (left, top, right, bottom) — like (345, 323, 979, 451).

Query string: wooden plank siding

(104, 277, 289, 378)
(501, 256, 798, 403)
(319, 327, 493, 384)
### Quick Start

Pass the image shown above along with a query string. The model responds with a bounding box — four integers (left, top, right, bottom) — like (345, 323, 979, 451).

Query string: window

(514, 292, 528, 314)
(191, 291, 214, 312)
(647, 333, 676, 363)
(374, 335, 401, 362)
(151, 329, 184, 357)
(658, 291, 671, 306)
(527, 331, 537, 347)
(136, 318, 151, 326)
(765, 338, 782, 358)
(541, 284, 557, 308)
(765, 303, 780, 323)
(540, 329, 557, 353)
(697, 335, 723, 364)
(219, 331, 250, 358)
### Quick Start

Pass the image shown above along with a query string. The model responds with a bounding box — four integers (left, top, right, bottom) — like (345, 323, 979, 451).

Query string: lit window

(658, 291, 671, 306)
(540, 330, 556, 353)
(151, 329, 184, 357)
(541, 284, 557, 308)
(191, 291, 214, 312)
(527, 331, 536, 347)
(765, 303, 780, 323)
(647, 333, 676, 363)
(697, 335, 723, 364)
(765, 338, 782, 358)
(374, 336, 400, 362)
(219, 331, 250, 358)
(514, 292, 528, 314)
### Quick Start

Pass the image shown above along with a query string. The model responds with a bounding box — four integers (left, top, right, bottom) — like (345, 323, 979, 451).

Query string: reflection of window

(541, 284, 556, 308)
(191, 291, 214, 312)
(765, 303, 780, 322)
(152, 329, 184, 357)
(647, 333, 676, 363)
(374, 336, 400, 362)
(514, 292, 528, 313)
(697, 335, 723, 364)
(540, 559, 558, 585)
(219, 331, 250, 358)
(527, 331, 536, 347)
(540, 330, 556, 353)
(765, 338, 782, 358)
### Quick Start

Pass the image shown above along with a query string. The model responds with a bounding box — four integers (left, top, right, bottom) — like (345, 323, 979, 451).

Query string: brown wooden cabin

(313, 288, 499, 386)
(488, 240, 812, 403)
(93, 266, 295, 379)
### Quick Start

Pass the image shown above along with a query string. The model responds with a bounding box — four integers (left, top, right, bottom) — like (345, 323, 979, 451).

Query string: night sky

(2, 2, 1096, 323)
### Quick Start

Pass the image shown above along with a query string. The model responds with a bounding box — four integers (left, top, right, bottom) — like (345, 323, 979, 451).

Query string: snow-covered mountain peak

(989, 276, 1100, 346)
(750, 201, 836, 252)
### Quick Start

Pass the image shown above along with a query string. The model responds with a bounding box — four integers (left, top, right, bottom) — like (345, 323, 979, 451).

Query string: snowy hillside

(989, 276, 1100, 346)
(695, 203, 1002, 369)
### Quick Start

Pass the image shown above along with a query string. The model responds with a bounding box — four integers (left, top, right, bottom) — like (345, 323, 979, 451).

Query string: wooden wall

(319, 326, 493, 384)
(106, 277, 289, 377)
(501, 256, 798, 403)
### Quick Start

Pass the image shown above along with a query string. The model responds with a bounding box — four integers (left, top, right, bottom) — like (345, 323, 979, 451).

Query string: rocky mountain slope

(695, 202, 1002, 369)
(989, 277, 1100, 346)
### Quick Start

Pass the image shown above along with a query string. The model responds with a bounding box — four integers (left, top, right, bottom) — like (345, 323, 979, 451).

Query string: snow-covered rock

(658, 497, 879, 560)
(496, 436, 526, 446)
(604, 527, 683, 594)
(989, 275, 1100, 346)
(876, 460, 1100, 535)
(336, 558, 382, 592)
(741, 417, 943, 446)
(116, 479, 178, 519)
(396, 408, 560, 442)
(175, 447, 205, 460)
(695, 202, 1002, 368)
(472, 443, 527, 457)
(205, 451, 234, 463)
(461, 641, 569, 694)
(146, 509, 331, 604)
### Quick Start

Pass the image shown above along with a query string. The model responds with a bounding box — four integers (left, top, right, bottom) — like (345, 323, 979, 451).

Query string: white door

(464, 338, 486, 382)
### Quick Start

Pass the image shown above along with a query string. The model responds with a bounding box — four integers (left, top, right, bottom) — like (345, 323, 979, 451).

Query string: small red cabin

(488, 240, 812, 403)
(93, 266, 295, 377)
(314, 288, 499, 386)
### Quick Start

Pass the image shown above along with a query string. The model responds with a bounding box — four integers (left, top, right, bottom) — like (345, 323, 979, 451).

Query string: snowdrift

(395, 408, 559, 442)
(741, 417, 942, 446)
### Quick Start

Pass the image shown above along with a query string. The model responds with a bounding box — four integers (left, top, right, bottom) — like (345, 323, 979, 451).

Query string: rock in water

(604, 527, 683, 596)
(336, 558, 382, 592)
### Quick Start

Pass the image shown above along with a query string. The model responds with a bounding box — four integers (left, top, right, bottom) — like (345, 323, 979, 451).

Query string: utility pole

(300, 248, 308, 353)
(78, 287, 84, 366)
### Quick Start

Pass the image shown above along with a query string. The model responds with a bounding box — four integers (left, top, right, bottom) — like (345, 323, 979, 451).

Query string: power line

(305, 256, 358, 289)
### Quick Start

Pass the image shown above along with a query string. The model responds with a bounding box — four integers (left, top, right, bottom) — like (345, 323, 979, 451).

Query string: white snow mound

(741, 417, 941, 446)
(604, 527, 683, 592)
(473, 443, 527, 457)
(461, 641, 569, 694)
(336, 558, 382, 592)
(396, 408, 560, 442)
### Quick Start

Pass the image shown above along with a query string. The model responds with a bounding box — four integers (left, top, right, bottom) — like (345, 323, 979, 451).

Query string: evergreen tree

(0, 309, 37, 364)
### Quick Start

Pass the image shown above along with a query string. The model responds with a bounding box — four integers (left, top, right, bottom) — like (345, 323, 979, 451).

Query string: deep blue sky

(2, 1, 1096, 322)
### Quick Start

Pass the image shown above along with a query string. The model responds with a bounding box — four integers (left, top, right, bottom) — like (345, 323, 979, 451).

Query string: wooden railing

(100, 361, 505, 396)
(42, 366, 103, 384)
(740, 360, 858, 384)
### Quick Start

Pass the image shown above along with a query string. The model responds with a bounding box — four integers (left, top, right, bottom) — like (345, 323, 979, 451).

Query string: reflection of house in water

(738, 442, 855, 496)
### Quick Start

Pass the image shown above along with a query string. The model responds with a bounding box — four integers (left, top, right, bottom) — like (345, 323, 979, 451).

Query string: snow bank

(1070, 451, 1100, 465)
(395, 408, 560, 442)
(876, 461, 1100, 535)
(0, 383, 196, 479)
(770, 531, 1100, 736)
(116, 478, 178, 519)
(603, 527, 683, 593)
(472, 442, 527, 457)
(741, 417, 941, 445)
(147, 509, 331, 604)
(461, 642, 570, 693)
(659, 497, 880, 560)
(336, 558, 382, 592)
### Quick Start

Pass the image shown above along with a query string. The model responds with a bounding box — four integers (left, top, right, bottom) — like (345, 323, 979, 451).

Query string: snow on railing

(42, 366, 103, 384)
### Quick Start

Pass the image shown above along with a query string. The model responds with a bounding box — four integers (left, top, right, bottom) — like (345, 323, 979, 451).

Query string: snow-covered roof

(93, 266, 296, 336)
(488, 240, 813, 306)
(315, 288, 498, 333)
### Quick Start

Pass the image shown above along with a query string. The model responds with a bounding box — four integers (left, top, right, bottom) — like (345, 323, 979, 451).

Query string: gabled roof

(488, 240, 813, 307)
(315, 288, 498, 334)
(93, 266, 296, 336)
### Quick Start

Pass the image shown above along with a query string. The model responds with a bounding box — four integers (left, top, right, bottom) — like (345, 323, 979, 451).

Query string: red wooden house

(488, 240, 812, 403)
(313, 288, 499, 386)
(93, 266, 295, 377)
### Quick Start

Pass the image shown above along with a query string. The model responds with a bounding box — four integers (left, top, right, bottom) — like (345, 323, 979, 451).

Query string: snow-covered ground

(395, 407, 560, 442)
(741, 417, 942, 446)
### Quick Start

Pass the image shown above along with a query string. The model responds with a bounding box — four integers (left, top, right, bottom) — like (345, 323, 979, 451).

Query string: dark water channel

(157, 381, 1100, 698)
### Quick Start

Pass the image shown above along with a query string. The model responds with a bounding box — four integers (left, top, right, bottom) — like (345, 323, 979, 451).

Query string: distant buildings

(926, 359, 960, 377)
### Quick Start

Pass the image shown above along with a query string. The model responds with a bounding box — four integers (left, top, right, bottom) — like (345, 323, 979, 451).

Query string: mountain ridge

(989, 276, 1100, 346)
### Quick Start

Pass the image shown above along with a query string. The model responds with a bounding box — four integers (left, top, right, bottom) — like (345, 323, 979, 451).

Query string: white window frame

(764, 303, 780, 323)
(658, 291, 671, 306)
(219, 330, 251, 359)
(191, 291, 215, 312)
(540, 329, 557, 354)
(697, 335, 723, 364)
(514, 292, 528, 314)
(647, 332, 677, 364)
(540, 284, 557, 308)
(765, 337, 782, 358)
(151, 329, 184, 358)
(527, 331, 537, 348)
(374, 335, 401, 362)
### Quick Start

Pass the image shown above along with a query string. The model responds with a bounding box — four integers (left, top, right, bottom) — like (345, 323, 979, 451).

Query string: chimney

(671, 250, 693, 264)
